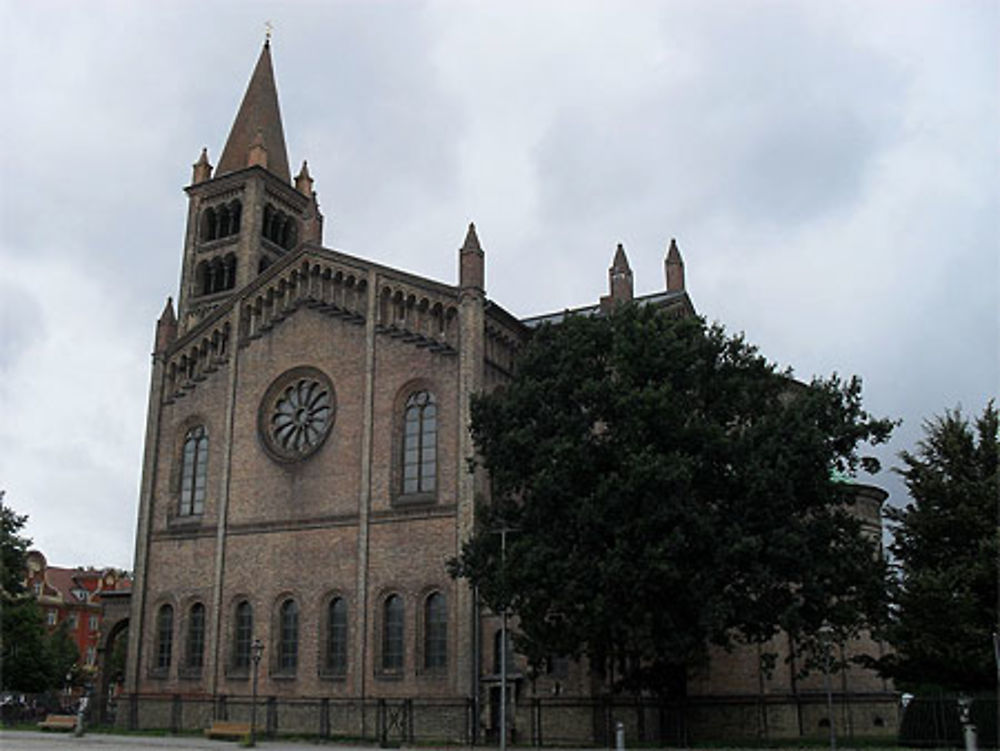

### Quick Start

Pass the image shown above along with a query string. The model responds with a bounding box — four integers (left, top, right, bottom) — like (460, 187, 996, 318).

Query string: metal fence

(898, 693, 997, 748)
(113, 690, 898, 746)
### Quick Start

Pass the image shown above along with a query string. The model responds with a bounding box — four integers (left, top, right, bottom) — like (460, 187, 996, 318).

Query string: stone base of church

(115, 690, 899, 745)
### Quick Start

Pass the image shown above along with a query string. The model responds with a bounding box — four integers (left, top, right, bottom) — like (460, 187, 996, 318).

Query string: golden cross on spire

(265, 20, 274, 42)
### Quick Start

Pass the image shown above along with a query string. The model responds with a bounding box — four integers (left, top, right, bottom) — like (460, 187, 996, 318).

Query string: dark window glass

(326, 598, 347, 675)
(187, 603, 205, 669)
(180, 426, 208, 516)
(402, 391, 436, 494)
(382, 595, 403, 671)
(156, 604, 173, 670)
(424, 592, 447, 669)
(233, 601, 252, 669)
(278, 599, 298, 672)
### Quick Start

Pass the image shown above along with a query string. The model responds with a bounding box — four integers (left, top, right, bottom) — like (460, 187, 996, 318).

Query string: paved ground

(0, 730, 906, 751)
(0, 730, 615, 751)
(0, 730, 383, 750)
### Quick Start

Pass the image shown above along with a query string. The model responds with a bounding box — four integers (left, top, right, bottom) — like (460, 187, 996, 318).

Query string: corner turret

(154, 297, 177, 355)
(665, 238, 685, 292)
(459, 222, 485, 293)
(191, 148, 213, 184)
(600, 243, 634, 312)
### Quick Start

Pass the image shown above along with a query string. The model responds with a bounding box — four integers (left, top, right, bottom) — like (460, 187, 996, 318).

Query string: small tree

(0, 493, 56, 692)
(1, 492, 30, 597)
(46, 620, 82, 689)
(451, 305, 893, 695)
(881, 402, 998, 692)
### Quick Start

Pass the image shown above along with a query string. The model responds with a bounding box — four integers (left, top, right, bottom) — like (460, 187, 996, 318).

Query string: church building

(124, 41, 893, 744)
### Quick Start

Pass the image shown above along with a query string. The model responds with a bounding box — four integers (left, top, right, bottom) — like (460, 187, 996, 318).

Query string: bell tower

(176, 40, 323, 333)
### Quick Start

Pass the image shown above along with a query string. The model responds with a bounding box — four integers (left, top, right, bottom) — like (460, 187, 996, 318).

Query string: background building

(24, 549, 131, 689)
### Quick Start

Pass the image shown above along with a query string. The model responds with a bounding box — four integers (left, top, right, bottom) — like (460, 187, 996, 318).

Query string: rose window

(259, 368, 335, 462)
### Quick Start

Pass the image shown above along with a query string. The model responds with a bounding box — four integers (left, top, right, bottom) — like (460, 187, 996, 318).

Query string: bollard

(615, 720, 625, 751)
(74, 695, 89, 737)
(957, 696, 978, 751)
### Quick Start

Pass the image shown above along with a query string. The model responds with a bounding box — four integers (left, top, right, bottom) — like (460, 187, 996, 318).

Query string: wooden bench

(37, 714, 77, 731)
(204, 720, 251, 740)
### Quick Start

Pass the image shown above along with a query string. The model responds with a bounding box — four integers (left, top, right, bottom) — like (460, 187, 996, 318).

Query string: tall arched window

(424, 592, 447, 670)
(402, 391, 436, 495)
(278, 599, 298, 673)
(382, 595, 404, 672)
(201, 207, 217, 241)
(326, 597, 347, 676)
(233, 600, 253, 670)
(230, 201, 242, 234)
(155, 604, 173, 671)
(180, 425, 208, 516)
(186, 603, 205, 669)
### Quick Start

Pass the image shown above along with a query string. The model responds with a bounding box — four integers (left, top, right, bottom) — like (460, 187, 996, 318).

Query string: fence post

(466, 697, 475, 746)
(406, 698, 414, 742)
(532, 697, 542, 747)
(266, 696, 276, 737)
(216, 694, 227, 721)
(605, 697, 613, 749)
(320, 697, 329, 738)
(378, 698, 386, 746)
(170, 694, 181, 734)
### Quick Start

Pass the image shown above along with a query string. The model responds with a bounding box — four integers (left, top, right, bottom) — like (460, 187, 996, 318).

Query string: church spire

(665, 237, 685, 292)
(216, 40, 291, 183)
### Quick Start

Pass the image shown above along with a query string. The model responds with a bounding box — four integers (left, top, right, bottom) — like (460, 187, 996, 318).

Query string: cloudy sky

(1, 1, 996, 571)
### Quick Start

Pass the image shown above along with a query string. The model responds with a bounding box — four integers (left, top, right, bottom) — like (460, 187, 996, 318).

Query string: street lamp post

(249, 638, 264, 747)
(818, 625, 837, 751)
(500, 525, 508, 751)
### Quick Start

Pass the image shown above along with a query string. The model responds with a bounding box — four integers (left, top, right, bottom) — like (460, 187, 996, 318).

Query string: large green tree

(1, 493, 52, 692)
(0, 494, 83, 693)
(880, 402, 998, 692)
(451, 305, 893, 695)
(1, 492, 30, 597)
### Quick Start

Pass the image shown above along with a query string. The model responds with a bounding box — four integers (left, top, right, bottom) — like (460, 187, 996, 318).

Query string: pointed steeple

(461, 222, 482, 253)
(155, 297, 178, 354)
(611, 242, 630, 274)
(459, 222, 484, 292)
(192, 147, 213, 184)
(295, 160, 314, 196)
(665, 237, 685, 292)
(608, 242, 634, 304)
(216, 40, 291, 182)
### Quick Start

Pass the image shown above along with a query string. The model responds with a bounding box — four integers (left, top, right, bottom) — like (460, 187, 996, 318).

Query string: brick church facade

(124, 41, 895, 743)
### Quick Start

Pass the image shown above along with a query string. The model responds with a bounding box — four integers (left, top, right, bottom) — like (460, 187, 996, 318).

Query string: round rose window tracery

(259, 367, 335, 462)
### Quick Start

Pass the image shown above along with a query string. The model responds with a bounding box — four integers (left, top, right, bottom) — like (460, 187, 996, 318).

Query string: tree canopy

(1, 492, 31, 598)
(0, 493, 83, 693)
(879, 402, 998, 692)
(450, 305, 894, 695)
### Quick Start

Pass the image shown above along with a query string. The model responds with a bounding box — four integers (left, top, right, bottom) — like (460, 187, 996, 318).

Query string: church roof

(520, 288, 690, 328)
(216, 40, 291, 183)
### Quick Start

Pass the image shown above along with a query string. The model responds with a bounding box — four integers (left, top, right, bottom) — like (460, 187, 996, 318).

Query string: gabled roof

(216, 40, 291, 183)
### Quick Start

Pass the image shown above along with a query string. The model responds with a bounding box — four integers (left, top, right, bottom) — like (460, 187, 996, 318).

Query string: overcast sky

(1, 1, 996, 571)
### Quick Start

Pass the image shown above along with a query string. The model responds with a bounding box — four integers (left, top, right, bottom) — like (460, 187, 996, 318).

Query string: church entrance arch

(97, 613, 129, 725)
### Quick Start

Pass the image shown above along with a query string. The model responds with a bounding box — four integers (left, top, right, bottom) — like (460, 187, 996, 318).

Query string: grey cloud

(0, 280, 45, 373)
(533, 3, 906, 234)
